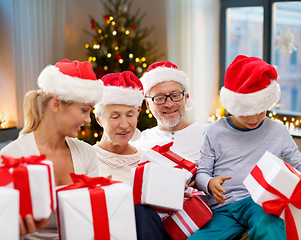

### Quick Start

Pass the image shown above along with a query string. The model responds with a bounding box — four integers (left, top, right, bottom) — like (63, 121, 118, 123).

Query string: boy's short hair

(220, 55, 280, 116)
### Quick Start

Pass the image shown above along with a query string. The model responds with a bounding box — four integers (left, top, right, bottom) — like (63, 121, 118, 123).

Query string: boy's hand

(208, 175, 232, 204)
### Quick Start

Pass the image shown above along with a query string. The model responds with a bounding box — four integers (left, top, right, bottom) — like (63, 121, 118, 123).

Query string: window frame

(220, 0, 301, 121)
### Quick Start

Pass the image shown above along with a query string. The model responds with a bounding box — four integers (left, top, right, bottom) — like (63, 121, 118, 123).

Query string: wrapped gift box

(131, 161, 186, 211)
(0, 187, 19, 240)
(1, 155, 56, 220)
(163, 195, 212, 240)
(140, 142, 197, 183)
(57, 174, 137, 240)
(243, 151, 301, 240)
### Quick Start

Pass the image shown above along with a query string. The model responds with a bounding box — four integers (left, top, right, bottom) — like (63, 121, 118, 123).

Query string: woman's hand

(19, 214, 48, 236)
(184, 184, 193, 199)
(208, 175, 232, 204)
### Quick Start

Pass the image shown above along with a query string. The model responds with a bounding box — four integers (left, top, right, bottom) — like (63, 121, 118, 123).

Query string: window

(220, 0, 301, 135)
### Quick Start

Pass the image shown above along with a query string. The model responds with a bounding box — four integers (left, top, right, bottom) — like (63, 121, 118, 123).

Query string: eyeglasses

(146, 91, 185, 105)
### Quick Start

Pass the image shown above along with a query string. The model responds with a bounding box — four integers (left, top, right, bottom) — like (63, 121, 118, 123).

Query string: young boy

(189, 55, 301, 240)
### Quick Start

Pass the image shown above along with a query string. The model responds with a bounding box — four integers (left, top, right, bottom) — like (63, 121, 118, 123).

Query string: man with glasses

(131, 61, 207, 165)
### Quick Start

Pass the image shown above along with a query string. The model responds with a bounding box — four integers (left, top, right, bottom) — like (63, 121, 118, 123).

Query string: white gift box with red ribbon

(0, 187, 19, 240)
(0, 155, 56, 221)
(243, 151, 301, 240)
(140, 142, 197, 183)
(131, 161, 186, 211)
(57, 174, 137, 240)
(163, 193, 212, 240)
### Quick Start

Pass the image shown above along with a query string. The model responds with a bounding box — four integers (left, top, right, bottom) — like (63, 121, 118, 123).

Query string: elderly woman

(94, 71, 166, 240)
(0, 59, 103, 239)
(93, 71, 145, 184)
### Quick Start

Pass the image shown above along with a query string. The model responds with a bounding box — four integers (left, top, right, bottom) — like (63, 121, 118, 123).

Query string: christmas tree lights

(79, 0, 159, 144)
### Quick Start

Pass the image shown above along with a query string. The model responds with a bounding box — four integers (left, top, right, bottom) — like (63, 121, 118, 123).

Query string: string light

(98, 29, 102, 34)
(142, 63, 147, 68)
(129, 53, 133, 58)
(208, 107, 301, 136)
(107, 53, 112, 58)
(104, 66, 108, 70)
(119, 59, 124, 64)
(114, 46, 119, 51)
(135, 58, 139, 62)
(112, 31, 117, 36)
(85, 44, 89, 49)
(125, 30, 130, 35)
(93, 44, 100, 49)
(0, 115, 8, 129)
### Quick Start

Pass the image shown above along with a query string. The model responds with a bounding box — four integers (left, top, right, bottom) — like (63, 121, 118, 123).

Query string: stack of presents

(0, 142, 300, 239)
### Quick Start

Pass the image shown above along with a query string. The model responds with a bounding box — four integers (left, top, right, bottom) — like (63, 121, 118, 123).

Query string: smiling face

(230, 111, 267, 129)
(56, 101, 93, 138)
(97, 104, 139, 147)
(146, 81, 187, 131)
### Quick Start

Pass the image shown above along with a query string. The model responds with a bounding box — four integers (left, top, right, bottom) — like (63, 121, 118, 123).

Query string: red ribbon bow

(1, 154, 46, 168)
(152, 142, 197, 175)
(0, 154, 54, 219)
(251, 162, 301, 240)
(57, 173, 120, 240)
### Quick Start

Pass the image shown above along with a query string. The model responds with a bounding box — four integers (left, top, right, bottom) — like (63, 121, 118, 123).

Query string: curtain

(12, 0, 66, 127)
(166, 0, 220, 123)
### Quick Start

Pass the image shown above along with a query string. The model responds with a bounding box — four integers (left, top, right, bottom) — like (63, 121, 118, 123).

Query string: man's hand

(208, 175, 232, 204)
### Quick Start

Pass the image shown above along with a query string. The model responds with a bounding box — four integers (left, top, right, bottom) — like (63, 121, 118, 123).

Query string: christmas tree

(78, 0, 159, 144)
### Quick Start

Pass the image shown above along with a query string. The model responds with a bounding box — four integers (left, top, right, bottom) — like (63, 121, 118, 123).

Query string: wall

(0, 0, 17, 127)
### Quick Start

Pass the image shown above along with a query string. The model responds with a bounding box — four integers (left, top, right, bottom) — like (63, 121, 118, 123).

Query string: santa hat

(140, 61, 189, 95)
(220, 55, 281, 116)
(140, 61, 192, 110)
(37, 59, 103, 104)
(94, 71, 144, 117)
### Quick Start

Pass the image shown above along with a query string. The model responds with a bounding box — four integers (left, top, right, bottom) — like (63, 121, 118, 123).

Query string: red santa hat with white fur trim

(140, 61, 192, 110)
(94, 71, 144, 117)
(140, 61, 189, 95)
(220, 55, 280, 116)
(37, 59, 103, 104)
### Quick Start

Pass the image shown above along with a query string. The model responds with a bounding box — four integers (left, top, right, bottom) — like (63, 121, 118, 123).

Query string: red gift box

(0, 154, 55, 220)
(163, 195, 212, 240)
(243, 151, 301, 240)
(131, 161, 186, 211)
(57, 173, 137, 240)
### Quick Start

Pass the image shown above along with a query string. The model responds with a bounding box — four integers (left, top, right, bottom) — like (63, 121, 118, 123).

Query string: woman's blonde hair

(19, 90, 54, 136)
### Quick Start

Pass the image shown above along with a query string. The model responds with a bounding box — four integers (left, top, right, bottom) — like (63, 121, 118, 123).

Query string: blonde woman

(1, 59, 103, 239)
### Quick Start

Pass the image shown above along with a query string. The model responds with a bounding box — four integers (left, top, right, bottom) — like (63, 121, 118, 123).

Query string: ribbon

(152, 142, 197, 175)
(132, 161, 149, 205)
(250, 162, 301, 240)
(0, 154, 54, 218)
(56, 173, 121, 240)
